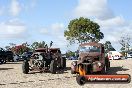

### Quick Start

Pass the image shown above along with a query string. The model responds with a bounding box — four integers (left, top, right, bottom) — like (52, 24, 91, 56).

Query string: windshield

(79, 45, 100, 53)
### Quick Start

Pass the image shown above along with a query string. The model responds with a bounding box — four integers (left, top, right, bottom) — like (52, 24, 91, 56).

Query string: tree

(119, 35, 132, 57)
(30, 41, 46, 51)
(9, 43, 16, 47)
(10, 42, 30, 55)
(66, 51, 75, 58)
(64, 17, 104, 44)
(5, 46, 11, 51)
(119, 36, 131, 52)
(104, 41, 116, 53)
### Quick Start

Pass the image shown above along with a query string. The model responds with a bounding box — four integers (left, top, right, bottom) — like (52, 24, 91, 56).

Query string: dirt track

(0, 59, 132, 88)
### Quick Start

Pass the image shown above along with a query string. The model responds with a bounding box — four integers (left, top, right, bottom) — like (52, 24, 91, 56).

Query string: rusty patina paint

(71, 42, 110, 75)
(78, 42, 103, 64)
(79, 42, 102, 47)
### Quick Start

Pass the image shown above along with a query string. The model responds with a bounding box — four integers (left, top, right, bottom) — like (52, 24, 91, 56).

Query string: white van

(107, 51, 122, 60)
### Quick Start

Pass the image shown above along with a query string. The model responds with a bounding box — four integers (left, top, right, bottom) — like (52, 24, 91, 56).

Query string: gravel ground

(0, 59, 132, 88)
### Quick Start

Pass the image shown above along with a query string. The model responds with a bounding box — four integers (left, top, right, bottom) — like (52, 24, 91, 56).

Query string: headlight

(98, 62, 101, 66)
(72, 61, 77, 66)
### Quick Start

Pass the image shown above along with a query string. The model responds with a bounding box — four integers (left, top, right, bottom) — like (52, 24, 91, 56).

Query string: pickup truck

(0, 48, 14, 64)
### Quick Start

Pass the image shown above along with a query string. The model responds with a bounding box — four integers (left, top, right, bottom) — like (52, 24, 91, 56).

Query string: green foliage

(10, 42, 30, 55)
(66, 51, 75, 58)
(104, 41, 116, 53)
(119, 35, 132, 57)
(64, 17, 104, 44)
(120, 47, 125, 51)
(6, 41, 47, 54)
(120, 51, 125, 56)
(30, 41, 46, 51)
(5, 46, 10, 51)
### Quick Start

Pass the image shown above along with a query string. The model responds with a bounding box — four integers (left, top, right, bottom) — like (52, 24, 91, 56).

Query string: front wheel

(76, 76, 86, 85)
(22, 60, 29, 74)
(50, 60, 57, 74)
(71, 61, 77, 74)
(0, 57, 6, 64)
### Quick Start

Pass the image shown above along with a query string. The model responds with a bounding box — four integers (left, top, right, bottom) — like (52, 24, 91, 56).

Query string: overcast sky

(0, 0, 132, 53)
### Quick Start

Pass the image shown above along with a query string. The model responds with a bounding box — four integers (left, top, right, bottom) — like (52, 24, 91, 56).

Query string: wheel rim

(77, 76, 86, 85)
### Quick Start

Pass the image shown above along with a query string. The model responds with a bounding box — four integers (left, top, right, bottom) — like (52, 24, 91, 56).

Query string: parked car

(107, 51, 122, 60)
(68, 56, 78, 60)
(19, 52, 33, 61)
(127, 51, 132, 59)
(0, 47, 14, 64)
(13, 54, 21, 61)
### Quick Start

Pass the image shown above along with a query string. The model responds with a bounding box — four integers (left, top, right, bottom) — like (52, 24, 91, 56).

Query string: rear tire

(50, 60, 56, 74)
(101, 65, 107, 74)
(3, 59, 6, 64)
(0, 57, 6, 64)
(22, 60, 29, 74)
(105, 58, 110, 71)
(61, 57, 66, 69)
(107, 61, 110, 70)
(11, 58, 14, 62)
(0, 59, 4, 64)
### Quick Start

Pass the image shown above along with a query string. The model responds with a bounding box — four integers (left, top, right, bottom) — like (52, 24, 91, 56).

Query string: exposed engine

(33, 59, 44, 68)
(31, 52, 52, 69)
(22, 41, 66, 74)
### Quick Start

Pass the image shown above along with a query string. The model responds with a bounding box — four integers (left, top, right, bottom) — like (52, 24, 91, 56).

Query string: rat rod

(71, 42, 111, 85)
(71, 42, 110, 75)
(22, 42, 66, 74)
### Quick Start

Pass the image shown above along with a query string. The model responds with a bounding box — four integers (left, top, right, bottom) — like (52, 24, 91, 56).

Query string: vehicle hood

(79, 52, 101, 59)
